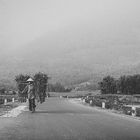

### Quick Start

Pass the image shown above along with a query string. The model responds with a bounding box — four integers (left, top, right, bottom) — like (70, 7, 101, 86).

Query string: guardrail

(0, 95, 18, 105)
(82, 95, 140, 117)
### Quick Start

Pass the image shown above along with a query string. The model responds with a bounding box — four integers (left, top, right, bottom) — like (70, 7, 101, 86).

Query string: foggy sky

(1, 0, 140, 67)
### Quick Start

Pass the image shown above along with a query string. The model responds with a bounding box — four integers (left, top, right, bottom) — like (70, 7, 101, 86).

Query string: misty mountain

(1, 0, 140, 88)
(1, 31, 140, 88)
(1, 25, 140, 87)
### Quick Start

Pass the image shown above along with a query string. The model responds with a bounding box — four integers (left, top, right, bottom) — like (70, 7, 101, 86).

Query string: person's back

(27, 84, 35, 99)
(22, 79, 36, 112)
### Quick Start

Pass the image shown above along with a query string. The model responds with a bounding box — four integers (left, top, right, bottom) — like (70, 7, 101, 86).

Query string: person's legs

(29, 99, 32, 111)
(33, 98, 36, 108)
(31, 98, 36, 112)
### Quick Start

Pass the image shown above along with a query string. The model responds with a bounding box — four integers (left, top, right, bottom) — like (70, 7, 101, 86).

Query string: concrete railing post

(4, 98, 7, 105)
(132, 106, 136, 117)
(12, 98, 15, 103)
(83, 99, 85, 103)
(90, 100, 93, 105)
(102, 102, 105, 109)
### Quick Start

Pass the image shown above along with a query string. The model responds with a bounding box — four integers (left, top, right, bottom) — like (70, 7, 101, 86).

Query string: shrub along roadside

(84, 94, 140, 117)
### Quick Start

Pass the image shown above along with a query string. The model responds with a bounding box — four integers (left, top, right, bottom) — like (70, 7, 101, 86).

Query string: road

(0, 98, 140, 140)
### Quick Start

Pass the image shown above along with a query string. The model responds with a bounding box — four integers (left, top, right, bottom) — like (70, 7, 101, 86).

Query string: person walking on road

(22, 78, 36, 112)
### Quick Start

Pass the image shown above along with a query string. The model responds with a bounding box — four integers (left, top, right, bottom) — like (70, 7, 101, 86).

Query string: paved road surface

(0, 98, 140, 140)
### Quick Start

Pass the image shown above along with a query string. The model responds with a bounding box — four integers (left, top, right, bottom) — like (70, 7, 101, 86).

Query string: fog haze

(1, 0, 140, 85)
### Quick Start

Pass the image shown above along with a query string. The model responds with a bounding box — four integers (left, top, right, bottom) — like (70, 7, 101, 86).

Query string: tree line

(15, 72, 48, 97)
(99, 74, 140, 95)
(15, 72, 71, 95)
(48, 83, 72, 92)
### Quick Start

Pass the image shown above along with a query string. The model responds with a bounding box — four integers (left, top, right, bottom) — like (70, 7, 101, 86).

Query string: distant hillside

(1, 47, 140, 88)
(0, 61, 140, 90)
(1, 0, 140, 89)
(1, 26, 140, 88)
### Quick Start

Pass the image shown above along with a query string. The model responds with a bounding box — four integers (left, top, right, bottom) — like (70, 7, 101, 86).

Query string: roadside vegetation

(1, 71, 140, 117)
(99, 74, 140, 95)
(81, 74, 140, 117)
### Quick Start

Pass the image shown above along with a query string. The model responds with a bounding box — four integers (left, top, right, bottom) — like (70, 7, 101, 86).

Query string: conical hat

(27, 78, 34, 82)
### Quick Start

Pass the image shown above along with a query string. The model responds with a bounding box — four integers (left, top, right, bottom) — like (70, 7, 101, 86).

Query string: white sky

(1, 0, 140, 67)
